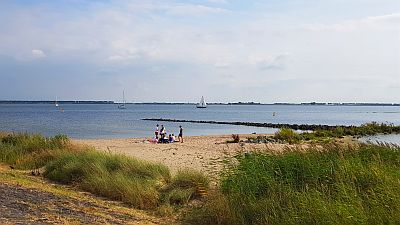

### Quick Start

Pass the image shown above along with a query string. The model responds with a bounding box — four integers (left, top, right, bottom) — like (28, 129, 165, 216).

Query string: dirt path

(1, 183, 134, 224)
(0, 165, 177, 225)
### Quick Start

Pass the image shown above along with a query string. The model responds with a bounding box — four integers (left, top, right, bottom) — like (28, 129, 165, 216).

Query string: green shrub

(274, 128, 301, 144)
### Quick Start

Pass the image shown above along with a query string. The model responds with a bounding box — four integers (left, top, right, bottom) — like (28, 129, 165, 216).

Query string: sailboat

(196, 96, 207, 108)
(55, 97, 59, 107)
(118, 91, 127, 109)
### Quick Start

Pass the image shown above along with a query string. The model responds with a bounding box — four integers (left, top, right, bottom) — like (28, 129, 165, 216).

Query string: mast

(123, 90, 125, 104)
(118, 90, 127, 109)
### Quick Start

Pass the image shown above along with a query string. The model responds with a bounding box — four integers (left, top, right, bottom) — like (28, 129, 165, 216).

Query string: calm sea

(1, 104, 400, 140)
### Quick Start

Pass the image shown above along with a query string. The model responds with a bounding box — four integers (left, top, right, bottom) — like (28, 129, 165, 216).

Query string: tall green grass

(43, 150, 171, 209)
(185, 143, 400, 225)
(162, 170, 210, 205)
(0, 133, 69, 169)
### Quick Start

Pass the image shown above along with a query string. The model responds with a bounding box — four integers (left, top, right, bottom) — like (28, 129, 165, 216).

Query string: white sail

(196, 96, 207, 108)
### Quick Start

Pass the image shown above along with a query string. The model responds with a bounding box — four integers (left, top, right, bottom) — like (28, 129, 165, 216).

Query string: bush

(274, 128, 301, 144)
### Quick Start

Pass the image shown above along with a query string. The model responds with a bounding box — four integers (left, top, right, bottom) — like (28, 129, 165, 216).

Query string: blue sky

(0, 0, 399, 103)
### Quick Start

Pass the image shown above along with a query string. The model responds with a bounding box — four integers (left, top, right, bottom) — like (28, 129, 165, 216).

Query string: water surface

(1, 104, 399, 139)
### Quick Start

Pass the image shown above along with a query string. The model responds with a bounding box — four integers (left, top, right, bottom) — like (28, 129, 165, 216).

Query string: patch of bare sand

(73, 134, 287, 181)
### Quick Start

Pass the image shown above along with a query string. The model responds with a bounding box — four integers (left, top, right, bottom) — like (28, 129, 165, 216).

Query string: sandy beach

(73, 134, 285, 181)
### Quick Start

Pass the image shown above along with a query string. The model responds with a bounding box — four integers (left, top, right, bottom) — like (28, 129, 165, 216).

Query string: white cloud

(249, 54, 290, 70)
(303, 12, 400, 32)
(125, 2, 229, 16)
(31, 49, 46, 58)
(207, 0, 228, 4)
(164, 4, 229, 16)
(366, 13, 400, 22)
(214, 61, 231, 68)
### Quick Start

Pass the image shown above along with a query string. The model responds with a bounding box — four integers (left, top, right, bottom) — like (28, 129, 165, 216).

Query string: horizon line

(0, 100, 399, 105)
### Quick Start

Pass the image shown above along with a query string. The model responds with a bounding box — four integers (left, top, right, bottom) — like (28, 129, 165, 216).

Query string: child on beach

(169, 134, 176, 143)
(168, 134, 172, 143)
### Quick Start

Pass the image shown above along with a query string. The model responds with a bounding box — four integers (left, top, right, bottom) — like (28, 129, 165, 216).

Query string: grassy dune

(43, 150, 171, 209)
(0, 133, 69, 169)
(185, 143, 400, 225)
(0, 133, 209, 210)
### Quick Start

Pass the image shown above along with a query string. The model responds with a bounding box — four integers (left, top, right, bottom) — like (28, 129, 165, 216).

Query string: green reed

(185, 143, 400, 225)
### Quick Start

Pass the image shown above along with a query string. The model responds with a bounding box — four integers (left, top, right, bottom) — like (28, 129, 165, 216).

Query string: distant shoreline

(0, 101, 399, 106)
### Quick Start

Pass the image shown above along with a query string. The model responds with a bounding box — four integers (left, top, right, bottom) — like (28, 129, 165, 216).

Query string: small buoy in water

(272, 112, 276, 116)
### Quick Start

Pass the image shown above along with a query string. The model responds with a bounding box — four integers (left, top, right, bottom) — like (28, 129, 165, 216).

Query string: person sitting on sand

(159, 134, 169, 144)
(150, 137, 158, 143)
(169, 134, 176, 143)
(168, 134, 173, 143)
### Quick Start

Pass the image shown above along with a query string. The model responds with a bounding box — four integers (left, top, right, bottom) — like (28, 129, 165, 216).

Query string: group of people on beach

(153, 124, 183, 144)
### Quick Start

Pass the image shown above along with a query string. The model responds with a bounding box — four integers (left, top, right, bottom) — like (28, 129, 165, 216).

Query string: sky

(0, 0, 399, 103)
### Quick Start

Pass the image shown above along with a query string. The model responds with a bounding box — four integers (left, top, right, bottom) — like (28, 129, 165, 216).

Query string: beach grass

(43, 150, 171, 209)
(184, 143, 400, 225)
(162, 169, 210, 205)
(0, 133, 70, 169)
(0, 133, 209, 210)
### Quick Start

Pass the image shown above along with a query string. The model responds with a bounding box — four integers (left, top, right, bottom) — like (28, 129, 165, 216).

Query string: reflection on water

(359, 134, 400, 145)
